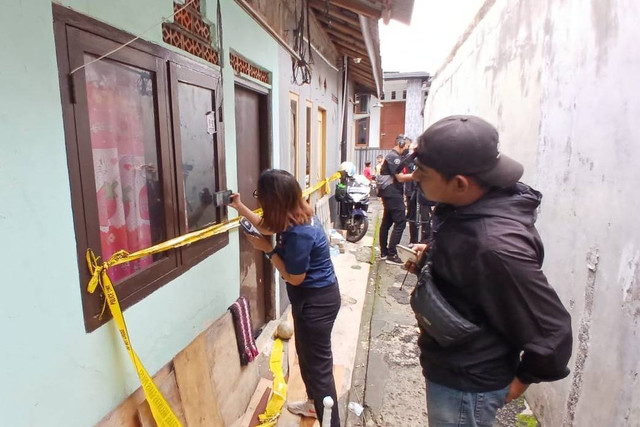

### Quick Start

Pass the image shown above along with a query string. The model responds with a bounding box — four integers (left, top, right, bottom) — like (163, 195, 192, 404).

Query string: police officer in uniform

(378, 135, 413, 264)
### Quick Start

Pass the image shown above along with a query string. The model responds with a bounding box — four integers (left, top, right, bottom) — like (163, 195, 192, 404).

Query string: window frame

(289, 92, 300, 180)
(168, 62, 228, 267)
(305, 100, 313, 185)
(317, 107, 327, 195)
(355, 117, 370, 146)
(53, 5, 228, 332)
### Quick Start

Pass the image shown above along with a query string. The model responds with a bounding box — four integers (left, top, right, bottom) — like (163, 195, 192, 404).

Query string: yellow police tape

(256, 338, 287, 427)
(86, 172, 340, 427)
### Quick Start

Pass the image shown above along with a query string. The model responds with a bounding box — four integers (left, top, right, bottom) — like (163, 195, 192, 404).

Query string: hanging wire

(291, 0, 313, 85)
(69, 0, 196, 75)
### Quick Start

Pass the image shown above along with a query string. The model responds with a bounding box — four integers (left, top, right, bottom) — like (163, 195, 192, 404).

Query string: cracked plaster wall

(423, 0, 640, 425)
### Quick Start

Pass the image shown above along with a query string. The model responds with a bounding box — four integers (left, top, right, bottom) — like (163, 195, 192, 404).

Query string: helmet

(338, 161, 356, 177)
(395, 134, 407, 148)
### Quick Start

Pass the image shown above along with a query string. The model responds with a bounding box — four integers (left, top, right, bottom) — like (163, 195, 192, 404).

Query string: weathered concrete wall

(404, 78, 424, 143)
(424, 0, 640, 425)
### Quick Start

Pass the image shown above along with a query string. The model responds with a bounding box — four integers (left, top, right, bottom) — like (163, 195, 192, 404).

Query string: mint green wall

(0, 1, 279, 425)
(215, 0, 281, 179)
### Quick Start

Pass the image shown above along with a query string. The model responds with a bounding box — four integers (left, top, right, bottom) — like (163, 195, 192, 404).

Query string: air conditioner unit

(355, 94, 370, 114)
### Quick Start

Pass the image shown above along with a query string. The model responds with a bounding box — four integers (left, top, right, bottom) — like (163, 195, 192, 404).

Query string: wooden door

(234, 84, 269, 333)
(379, 101, 406, 148)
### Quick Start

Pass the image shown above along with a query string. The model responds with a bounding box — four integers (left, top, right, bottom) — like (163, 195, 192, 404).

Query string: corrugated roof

(383, 71, 430, 80)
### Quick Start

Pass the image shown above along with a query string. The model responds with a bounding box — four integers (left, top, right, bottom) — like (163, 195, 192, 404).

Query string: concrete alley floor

(346, 198, 530, 427)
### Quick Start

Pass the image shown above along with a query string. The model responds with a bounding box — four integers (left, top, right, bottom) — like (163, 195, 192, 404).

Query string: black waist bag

(410, 264, 481, 347)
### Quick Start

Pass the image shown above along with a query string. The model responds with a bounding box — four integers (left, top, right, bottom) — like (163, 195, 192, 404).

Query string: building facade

(355, 71, 430, 148)
(0, 0, 412, 425)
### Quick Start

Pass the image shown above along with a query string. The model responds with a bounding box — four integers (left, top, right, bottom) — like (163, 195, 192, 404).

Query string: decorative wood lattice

(229, 53, 270, 85)
(162, 0, 218, 65)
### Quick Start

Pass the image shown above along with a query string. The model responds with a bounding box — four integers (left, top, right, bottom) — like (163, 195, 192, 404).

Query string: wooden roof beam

(349, 67, 376, 85)
(324, 28, 368, 50)
(309, 1, 361, 27)
(350, 65, 375, 80)
(336, 44, 371, 62)
(328, 0, 381, 20)
(315, 14, 363, 39)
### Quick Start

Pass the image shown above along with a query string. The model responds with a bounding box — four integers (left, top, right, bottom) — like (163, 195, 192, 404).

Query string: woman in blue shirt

(229, 169, 341, 426)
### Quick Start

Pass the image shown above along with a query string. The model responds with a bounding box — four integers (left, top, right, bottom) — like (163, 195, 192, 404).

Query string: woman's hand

(244, 233, 273, 253)
(228, 193, 244, 211)
(404, 243, 429, 273)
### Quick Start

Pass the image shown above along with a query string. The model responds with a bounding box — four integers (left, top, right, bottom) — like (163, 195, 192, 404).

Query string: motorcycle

(336, 172, 370, 243)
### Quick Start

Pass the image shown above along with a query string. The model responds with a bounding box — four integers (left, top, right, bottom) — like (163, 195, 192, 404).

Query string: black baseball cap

(415, 115, 523, 187)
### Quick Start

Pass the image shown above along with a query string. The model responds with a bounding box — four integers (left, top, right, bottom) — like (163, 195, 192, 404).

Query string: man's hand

(505, 377, 529, 403)
(404, 243, 428, 273)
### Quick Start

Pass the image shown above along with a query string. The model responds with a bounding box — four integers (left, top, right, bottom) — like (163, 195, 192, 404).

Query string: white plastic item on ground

(329, 229, 346, 245)
(321, 396, 334, 427)
(348, 401, 364, 416)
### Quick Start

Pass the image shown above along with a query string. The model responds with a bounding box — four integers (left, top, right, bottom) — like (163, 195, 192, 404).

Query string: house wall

(424, 0, 640, 425)
(278, 46, 340, 189)
(0, 1, 280, 426)
(368, 98, 382, 148)
(382, 78, 407, 103)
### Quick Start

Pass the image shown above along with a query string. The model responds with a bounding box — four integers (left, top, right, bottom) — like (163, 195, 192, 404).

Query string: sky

(379, 0, 485, 74)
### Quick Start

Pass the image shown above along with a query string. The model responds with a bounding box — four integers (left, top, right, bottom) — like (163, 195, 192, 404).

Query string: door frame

(317, 107, 327, 195)
(289, 92, 300, 181)
(233, 79, 275, 322)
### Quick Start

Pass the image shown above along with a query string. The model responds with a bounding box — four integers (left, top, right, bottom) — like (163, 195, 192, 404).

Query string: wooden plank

(136, 370, 188, 427)
(249, 381, 272, 427)
(230, 377, 272, 427)
(309, 0, 360, 27)
(205, 311, 261, 426)
(327, 0, 381, 19)
(315, 14, 363, 39)
(95, 365, 172, 427)
(174, 333, 224, 427)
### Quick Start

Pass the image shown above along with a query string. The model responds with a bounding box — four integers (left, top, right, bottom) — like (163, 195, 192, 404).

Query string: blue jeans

(426, 380, 509, 427)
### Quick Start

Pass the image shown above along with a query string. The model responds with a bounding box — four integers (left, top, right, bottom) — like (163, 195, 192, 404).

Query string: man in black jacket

(408, 115, 573, 427)
(378, 134, 413, 264)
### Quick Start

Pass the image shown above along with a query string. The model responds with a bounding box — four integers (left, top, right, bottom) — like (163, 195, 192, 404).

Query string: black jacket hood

(435, 182, 542, 227)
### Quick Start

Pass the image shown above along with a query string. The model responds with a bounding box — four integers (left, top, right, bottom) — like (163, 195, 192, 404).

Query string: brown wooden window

(53, 6, 227, 332)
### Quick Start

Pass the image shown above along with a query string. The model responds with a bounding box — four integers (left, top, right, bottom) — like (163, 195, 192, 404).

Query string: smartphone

(239, 217, 261, 237)
(396, 245, 418, 264)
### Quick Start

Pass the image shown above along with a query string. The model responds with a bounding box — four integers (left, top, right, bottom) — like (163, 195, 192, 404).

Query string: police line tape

(85, 172, 341, 427)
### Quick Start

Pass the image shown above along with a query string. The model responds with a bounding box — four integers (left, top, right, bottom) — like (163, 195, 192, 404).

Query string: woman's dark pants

(287, 282, 341, 427)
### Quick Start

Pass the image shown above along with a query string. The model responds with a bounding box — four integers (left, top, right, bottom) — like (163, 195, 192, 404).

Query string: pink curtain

(85, 60, 154, 283)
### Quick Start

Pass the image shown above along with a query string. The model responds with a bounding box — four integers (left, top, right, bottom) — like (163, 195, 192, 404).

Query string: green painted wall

(0, 0, 279, 425)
